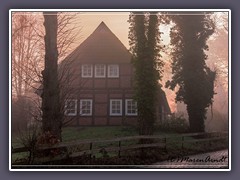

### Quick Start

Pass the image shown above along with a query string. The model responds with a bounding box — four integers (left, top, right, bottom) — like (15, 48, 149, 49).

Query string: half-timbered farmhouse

(56, 21, 171, 126)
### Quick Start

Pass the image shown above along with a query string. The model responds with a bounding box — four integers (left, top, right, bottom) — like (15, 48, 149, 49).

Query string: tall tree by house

(166, 12, 216, 132)
(128, 12, 164, 135)
(42, 12, 62, 140)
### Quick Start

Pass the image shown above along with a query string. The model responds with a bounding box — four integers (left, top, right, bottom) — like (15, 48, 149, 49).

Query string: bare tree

(11, 12, 82, 135)
(12, 12, 43, 97)
(204, 13, 229, 131)
(41, 11, 85, 140)
(207, 13, 228, 88)
(57, 12, 82, 61)
(41, 11, 61, 140)
(12, 12, 82, 98)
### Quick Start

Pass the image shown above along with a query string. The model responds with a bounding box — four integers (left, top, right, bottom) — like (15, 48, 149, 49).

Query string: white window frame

(81, 64, 93, 78)
(108, 64, 119, 78)
(64, 99, 77, 116)
(110, 99, 122, 116)
(125, 99, 138, 116)
(95, 64, 106, 78)
(80, 99, 93, 116)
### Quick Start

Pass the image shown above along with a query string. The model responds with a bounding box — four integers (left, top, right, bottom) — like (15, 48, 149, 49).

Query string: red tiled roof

(63, 21, 131, 64)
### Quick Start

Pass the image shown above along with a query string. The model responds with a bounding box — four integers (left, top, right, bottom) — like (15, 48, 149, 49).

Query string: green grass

(12, 126, 228, 163)
(61, 126, 139, 158)
(12, 152, 29, 163)
(11, 126, 178, 161)
(60, 127, 185, 159)
(61, 126, 139, 142)
(61, 126, 182, 142)
(12, 126, 139, 162)
(11, 126, 185, 151)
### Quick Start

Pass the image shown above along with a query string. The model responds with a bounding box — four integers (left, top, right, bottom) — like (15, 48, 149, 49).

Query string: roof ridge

(90, 21, 114, 36)
(61, 21, 131, 64)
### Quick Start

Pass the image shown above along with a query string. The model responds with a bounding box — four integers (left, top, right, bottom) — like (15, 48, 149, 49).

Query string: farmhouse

(56, 21, 171, 126)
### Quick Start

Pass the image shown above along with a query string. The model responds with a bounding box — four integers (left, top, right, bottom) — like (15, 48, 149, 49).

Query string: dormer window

(82, 64, 93, 78)
(108, 64, 119, 78)
(95, 64, 106, 78)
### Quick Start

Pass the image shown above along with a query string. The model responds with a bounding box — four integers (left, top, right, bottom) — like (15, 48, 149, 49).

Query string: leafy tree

(166, 12, 216, 132)
(128, 12, 164, 135)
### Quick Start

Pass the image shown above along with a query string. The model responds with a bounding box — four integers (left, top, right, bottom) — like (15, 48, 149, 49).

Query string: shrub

(157, 114, 189, 133)
(16, 124, 41, 164)
(36, 131, 63, 157)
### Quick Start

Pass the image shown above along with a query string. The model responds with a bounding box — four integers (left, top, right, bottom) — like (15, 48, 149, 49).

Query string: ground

(148, 149, 228, 169)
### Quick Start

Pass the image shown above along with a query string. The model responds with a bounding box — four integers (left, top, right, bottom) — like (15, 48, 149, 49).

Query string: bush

(156, 114, 189, 133)
(36, 131, 63, 157)
(15, 124, 41, 164)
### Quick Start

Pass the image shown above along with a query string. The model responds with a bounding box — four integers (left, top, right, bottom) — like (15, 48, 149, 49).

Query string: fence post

(118, 141, 121, 158)
(164, 137, 167, 151)
(181, 136, 184, 151)
(90, 142, 93, 158)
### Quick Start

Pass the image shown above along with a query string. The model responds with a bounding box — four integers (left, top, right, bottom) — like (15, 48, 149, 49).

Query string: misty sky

(74, 12, 171, 49)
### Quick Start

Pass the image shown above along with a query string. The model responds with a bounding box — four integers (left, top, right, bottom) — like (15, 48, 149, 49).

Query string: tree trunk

(42, 12, 62, 141)
(187, 105, 205, 132)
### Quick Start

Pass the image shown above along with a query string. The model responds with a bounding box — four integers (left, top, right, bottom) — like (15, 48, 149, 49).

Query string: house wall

(46, 22, 170, 128)
(63, 63, 138, 126)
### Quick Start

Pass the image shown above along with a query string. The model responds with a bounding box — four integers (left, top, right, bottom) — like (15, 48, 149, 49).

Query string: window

(81, 64, 93, 77)
(64, 99, 77, 116)
(125, 99, 138, 116)
(108, 64, 119, 78)
(95, 64, 106, 78)
(80, 99, 92, 116)
(110, 99, 122, 116)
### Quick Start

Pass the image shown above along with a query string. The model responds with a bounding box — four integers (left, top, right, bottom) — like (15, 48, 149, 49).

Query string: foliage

(166, 12, 216, 132)
(36, 131, 64, 157)
(99, 148, 109, 158)
(12, 130, 62, 164)
(37, 131, 60, 145)
(128, 12, 164, 135)
(16, 123, 41, 164)
(157, 114, 189, 133)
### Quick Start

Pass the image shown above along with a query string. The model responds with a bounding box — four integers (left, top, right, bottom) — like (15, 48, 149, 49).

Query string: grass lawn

(61, 126, 138, 142)
(11, 126, 228, 164)
(61, 126, 180, 142)
(11, 126, 190, 150)
(11, 126, 179, 161)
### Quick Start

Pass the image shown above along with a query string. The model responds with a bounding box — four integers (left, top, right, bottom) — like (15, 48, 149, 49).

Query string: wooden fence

(12, 131, 228, 164)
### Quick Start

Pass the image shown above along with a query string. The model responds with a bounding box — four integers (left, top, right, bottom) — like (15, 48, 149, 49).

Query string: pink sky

(75, 12, 171, 49)
(76, 12, 130, 48)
